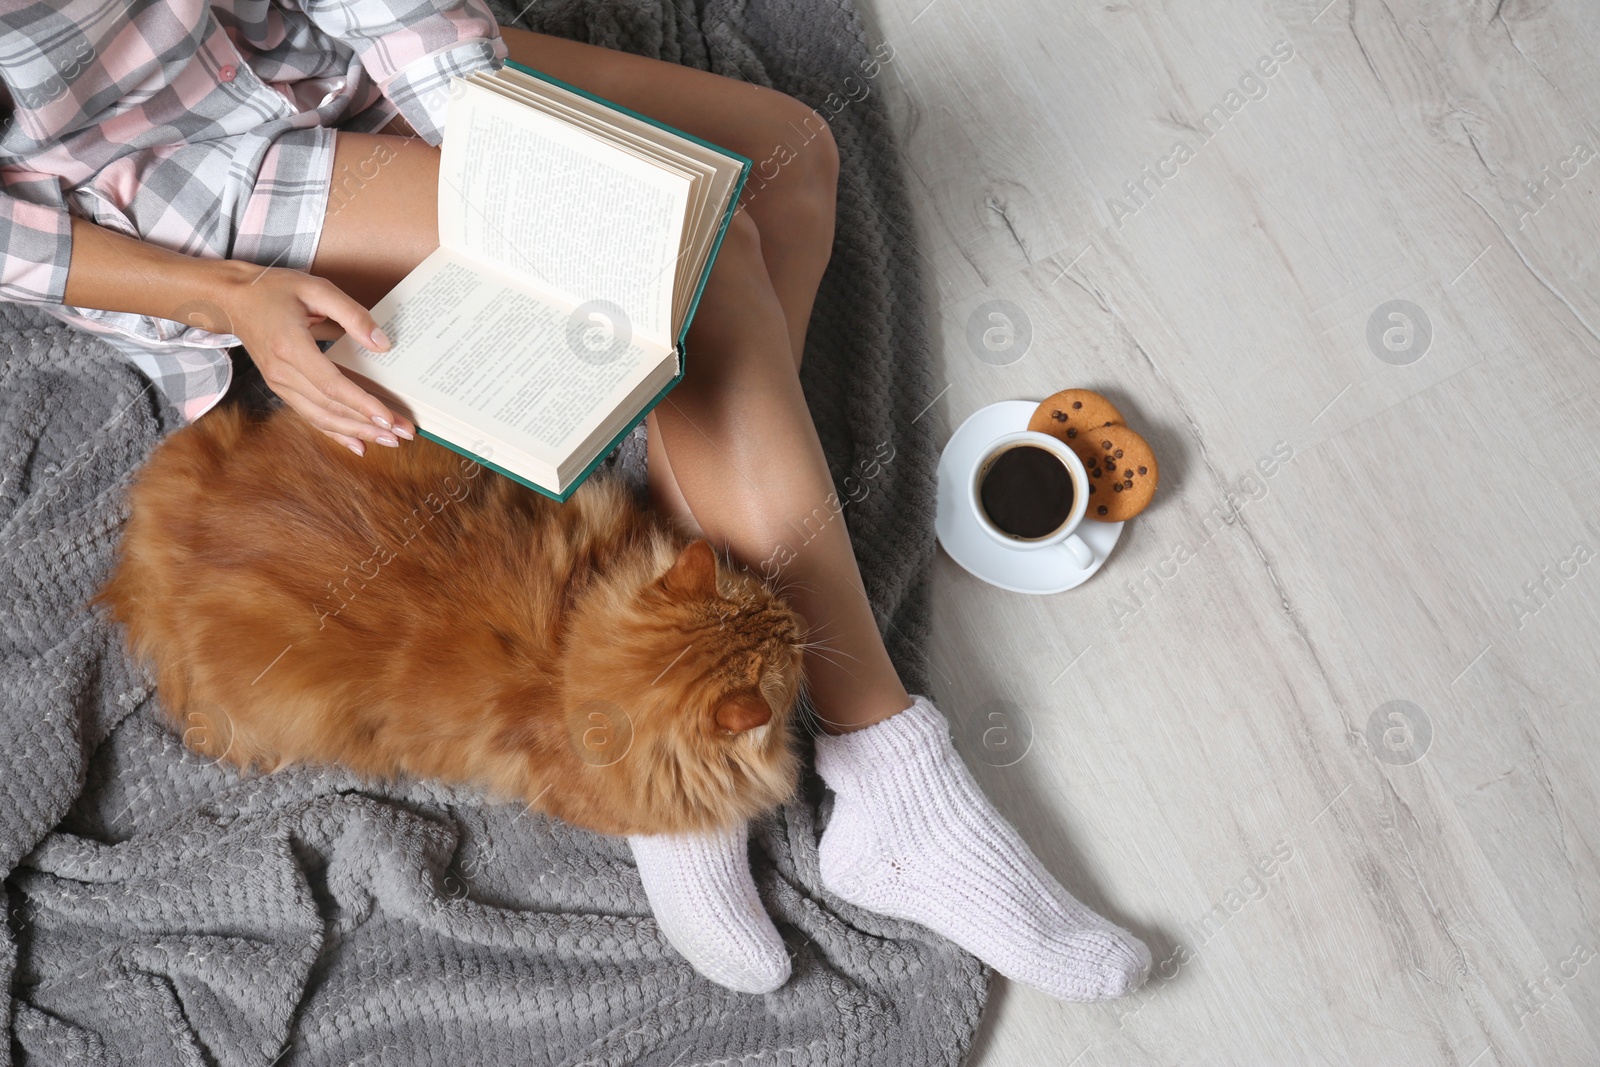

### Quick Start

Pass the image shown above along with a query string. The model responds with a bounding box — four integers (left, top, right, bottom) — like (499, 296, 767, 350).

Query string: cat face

(560, 538, 806, 768)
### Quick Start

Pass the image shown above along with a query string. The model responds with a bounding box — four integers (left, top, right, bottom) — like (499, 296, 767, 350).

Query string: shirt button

(219, 64, 237, 82)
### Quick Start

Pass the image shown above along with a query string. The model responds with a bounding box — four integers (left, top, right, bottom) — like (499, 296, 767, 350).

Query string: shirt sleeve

(0, 185, 74, 306)
(295, 0, 510, 147)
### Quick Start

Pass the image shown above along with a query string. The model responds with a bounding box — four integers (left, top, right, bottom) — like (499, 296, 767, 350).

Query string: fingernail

(391, 425, 414, 440)
(376, 434, 399, 448)
(346, 441, 365, 457)
(371, 414, 391, 430)
(370, 326, 390, 349)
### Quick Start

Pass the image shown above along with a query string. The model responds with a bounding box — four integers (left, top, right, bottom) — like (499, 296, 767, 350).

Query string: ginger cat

(93, 402, 806, 836)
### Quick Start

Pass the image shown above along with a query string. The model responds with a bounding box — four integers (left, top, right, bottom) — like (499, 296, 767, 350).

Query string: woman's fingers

(313, 361, 416, 440)
(325, 430, 368, 457)
(223, 265, 420, 445)
(292, 394, 391, 449)
(324, 396, 408, 446)
(274, 334, 414, 442)
(271, 365, 399, 447)
(299, 274, 388, 351)
(293, 276, 415, 433)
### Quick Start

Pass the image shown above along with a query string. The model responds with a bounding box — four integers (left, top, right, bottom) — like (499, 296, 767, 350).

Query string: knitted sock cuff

(626, 818, 746, 855)
(812, 693, 949, 792)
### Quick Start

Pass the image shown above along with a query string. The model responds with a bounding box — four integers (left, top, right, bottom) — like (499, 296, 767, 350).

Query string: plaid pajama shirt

(0, 0, 509, 421)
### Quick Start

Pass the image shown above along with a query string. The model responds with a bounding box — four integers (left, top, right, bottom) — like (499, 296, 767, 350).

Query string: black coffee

(978, 444, 1074, 539)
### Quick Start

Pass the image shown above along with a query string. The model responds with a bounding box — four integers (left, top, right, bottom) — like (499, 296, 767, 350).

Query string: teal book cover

(415, 60, 752, 504)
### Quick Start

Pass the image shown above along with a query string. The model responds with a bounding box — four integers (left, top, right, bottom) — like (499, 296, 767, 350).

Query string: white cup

(968, 430, 1097, 570)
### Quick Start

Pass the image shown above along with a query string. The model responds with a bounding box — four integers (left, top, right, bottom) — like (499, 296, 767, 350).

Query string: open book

(325, 60, 750, 500)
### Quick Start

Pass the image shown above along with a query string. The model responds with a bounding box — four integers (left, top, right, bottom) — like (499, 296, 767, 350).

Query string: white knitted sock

(627, 820, 791, 994)
(813, 694, 1152, 1001)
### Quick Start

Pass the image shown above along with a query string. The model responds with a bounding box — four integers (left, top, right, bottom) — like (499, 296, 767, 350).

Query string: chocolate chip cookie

(1068, 424, 1158, 522)
(1028, 389, 1125, 443)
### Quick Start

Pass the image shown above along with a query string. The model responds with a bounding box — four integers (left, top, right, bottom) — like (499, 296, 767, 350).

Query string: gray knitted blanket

(0, 0, 988, 1063)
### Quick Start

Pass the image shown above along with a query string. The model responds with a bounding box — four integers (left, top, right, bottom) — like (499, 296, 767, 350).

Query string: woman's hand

(212, 262, 415, 455)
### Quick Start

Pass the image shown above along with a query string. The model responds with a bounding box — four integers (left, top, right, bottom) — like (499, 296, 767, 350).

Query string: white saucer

(935, 400, 1125, 594)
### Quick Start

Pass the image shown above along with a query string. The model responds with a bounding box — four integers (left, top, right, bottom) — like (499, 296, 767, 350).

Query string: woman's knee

(700, 210, 785, 328)
(722, 207, 764, 258)
(742, 91, 839, 219)
(681, 211, 796, 368)
(807, 114, 841, 193)
(775, 93, 840, 195)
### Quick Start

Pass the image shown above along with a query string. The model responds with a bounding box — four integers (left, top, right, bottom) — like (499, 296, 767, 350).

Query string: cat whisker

(794, 631, 851, 657)
(795, 642, 861, 670)
(766, 573, 819, 600)
(793, 616, 845, 646)
(807, 653, 859, 675)
(790, 680, 841, 739)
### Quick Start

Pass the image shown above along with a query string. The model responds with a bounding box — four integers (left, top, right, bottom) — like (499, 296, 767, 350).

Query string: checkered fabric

(0, 0, 508, 421)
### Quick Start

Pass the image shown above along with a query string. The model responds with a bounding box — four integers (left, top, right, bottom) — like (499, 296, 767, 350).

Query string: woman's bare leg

(638, 212, 912, 736)
(309, 33, 909, 734)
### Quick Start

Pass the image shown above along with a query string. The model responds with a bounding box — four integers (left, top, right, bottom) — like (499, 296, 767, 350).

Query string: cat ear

(659, 538, 718, 599)
(714, 687, 771, 734)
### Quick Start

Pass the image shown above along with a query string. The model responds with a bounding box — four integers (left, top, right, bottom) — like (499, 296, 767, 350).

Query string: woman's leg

(639, 212, 911, 736)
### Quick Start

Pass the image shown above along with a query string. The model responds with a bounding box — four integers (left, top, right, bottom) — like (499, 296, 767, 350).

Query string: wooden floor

(857, 0, 1600, 1063)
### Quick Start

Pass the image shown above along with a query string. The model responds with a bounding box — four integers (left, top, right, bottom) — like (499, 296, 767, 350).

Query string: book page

(465, 72, 706, 327)
(327, 248, 665, 461)
(477, 67, 745, 344)
(438, 81, 690, 347)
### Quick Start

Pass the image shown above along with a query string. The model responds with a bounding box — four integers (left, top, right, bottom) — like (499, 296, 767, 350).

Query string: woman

(0, 0, 1149, 1000)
